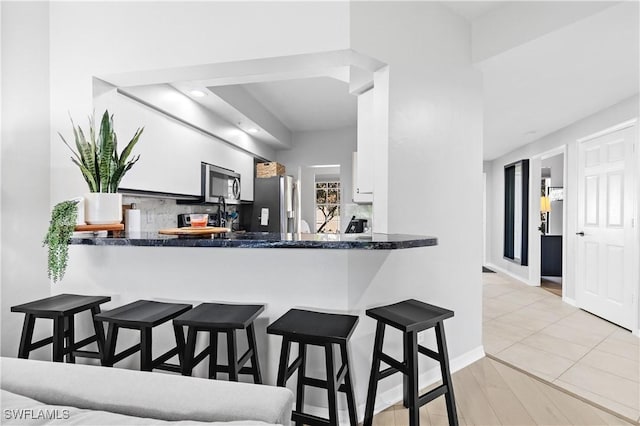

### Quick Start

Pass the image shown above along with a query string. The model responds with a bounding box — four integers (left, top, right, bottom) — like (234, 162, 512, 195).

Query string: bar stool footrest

(112, 344, 141, 364)
(301, 376, 327, 389)
(153, 347, 180, 366)
(418, 344, 441, 361)
(70, 336, 97, 351)
(238, 366, 256, 375)
(189, 346, 210, 367)
(155, 362, 182, 373)
(285, 355, 303, 381)
(29, 336, 55, 351)
(237, 348, 253, 367)
(71, 350, 101, 359)
(379, 365, 401, 380)
(291, 411, 331, 426)
(419, 384, 449, 407)
(378, 351, 405, 372)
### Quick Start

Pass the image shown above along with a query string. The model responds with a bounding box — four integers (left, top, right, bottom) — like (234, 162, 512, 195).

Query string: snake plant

(43, 200, 78, 283)
(59, 110, 144, 193)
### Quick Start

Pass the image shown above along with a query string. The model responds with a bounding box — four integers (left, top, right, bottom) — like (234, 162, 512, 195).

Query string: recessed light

(190, 90, 206, 97)
(247, 128, 259, 134)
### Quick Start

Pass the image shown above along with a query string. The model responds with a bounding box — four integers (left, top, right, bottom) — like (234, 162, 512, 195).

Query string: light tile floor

(483, 271, 640, 423)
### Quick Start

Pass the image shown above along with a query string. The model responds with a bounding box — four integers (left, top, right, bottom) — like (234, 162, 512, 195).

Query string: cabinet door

(355, 88, 374, 195)
(353, 152, 373, 203)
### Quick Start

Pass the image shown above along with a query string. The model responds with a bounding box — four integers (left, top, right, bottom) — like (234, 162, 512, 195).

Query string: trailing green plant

(43, 200, 79, 283)
(59, 110, 144, 193)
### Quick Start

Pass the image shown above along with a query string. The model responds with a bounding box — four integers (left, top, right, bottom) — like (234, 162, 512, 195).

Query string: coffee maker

(345, 216, 368, 233)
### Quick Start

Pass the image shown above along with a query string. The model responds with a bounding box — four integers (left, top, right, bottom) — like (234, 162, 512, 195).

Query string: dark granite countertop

(69, 231, 437, 250)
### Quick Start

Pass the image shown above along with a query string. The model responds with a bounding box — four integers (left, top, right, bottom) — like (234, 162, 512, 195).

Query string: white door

(576, 124, 637, 329)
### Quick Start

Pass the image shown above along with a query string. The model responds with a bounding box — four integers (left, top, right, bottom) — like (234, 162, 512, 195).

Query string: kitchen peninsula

(70, 232, 437, 249)
(60, 232, 480, 421)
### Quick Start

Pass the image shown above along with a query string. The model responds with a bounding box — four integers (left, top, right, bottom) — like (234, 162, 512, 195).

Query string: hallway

(483, 271, 639, 423)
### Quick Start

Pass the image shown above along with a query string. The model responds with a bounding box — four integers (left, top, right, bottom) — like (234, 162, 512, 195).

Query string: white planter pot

(84, 193, 122, 225)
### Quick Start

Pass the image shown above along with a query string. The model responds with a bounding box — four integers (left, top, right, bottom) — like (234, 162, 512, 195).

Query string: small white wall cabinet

(353, 88, 374, 203)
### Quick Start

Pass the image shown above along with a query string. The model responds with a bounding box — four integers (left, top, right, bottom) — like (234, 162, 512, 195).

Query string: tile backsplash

(122, 196, 370, 234)
(122, 196, 235, 232)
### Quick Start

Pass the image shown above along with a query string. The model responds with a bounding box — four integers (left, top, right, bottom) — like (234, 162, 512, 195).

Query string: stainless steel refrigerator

(250, 175, 297, 233)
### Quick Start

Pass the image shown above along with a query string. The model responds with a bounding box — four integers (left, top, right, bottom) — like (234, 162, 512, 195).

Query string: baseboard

(357, 345, 486, 422)
(484, 263, 534, 286)
(562, 296, 577, 306)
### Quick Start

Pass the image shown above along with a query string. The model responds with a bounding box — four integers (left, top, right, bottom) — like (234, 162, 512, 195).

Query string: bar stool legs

(181, 325, 262, 383)
(364, 322, 385, 424)
(435, 322, 458, 424)
(18, 314, 36, 359)
(364, 320, 458, 426)
(276, 337, 358, 426)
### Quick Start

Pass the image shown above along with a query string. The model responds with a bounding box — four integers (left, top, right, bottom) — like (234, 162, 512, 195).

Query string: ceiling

(182, 2, 637, 161)
(240, 77, 357, 133)
(478, 1, 639, 160)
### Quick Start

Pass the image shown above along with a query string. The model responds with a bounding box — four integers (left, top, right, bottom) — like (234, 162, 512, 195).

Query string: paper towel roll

(125, 208, 141, 233)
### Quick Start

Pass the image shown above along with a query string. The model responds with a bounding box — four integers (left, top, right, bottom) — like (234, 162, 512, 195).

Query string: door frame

(529, 145, 568, 298)
(575, 118, 639, 335)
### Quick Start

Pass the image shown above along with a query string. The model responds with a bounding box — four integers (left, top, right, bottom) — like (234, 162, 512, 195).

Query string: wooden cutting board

(75, 224, 124, 232)
(158, 227, 230, 236)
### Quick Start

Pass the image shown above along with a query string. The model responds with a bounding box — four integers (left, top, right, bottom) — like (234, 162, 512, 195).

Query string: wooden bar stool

(363, 299, 457, 426)
(267, 308, 359, 426)
(11, 294, 111, 362)
(173, 303, 264, 383)
(95, 300, 191, 372)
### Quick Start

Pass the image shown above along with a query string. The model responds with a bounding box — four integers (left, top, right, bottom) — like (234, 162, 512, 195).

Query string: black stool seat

(96, 300, 192, 327)
(366, 299, 454, 332)
(267, 308, 358, 344)
(174, 303, 263, 329)
(268, 309, 359, 426)
(95, 300, 192, 372)
(11, 294, 110, 363)
(11, 294, 110, 317)
(173, 303, 264, 383)
(364, 299, 458, 426)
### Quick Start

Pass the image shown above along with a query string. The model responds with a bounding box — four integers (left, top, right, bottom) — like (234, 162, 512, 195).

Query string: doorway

(540, 153, 565, 297)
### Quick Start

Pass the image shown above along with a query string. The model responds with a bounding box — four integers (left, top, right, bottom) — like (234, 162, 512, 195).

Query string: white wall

(276, 127, 356, 231)
(3, 2, 486, 399)
(48, 1, 350, 203)
(1, 2, 51, 357)
(486, 95, 639, 300)
(0, 1, 349, 358)
(351, 0, 484, 390)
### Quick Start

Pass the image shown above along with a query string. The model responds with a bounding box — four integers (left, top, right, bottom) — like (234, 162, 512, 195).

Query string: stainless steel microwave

(201, 162, 241, 205)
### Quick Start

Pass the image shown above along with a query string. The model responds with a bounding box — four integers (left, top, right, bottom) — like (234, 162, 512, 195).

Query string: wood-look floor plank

(469, 358, 537, 425)
(450, 363, 502, 425)
(373, 406, 397, 426)
(531, 378, 637, 426)
(491, 359, 573, 425)
(371, 356, 639, 426)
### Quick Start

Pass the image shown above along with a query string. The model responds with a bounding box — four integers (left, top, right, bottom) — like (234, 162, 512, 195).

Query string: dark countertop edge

(69, 235, 438, 250)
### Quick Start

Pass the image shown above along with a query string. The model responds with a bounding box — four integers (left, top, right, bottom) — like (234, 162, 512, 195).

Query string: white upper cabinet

(98, 90, 255, 198)
(353, 88, 374, 203)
